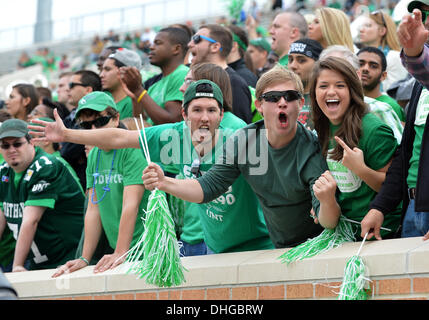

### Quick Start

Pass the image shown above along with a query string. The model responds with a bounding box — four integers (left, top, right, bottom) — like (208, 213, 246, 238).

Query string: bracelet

(137, 90, 147, 103)
(79, 256, 89, 265)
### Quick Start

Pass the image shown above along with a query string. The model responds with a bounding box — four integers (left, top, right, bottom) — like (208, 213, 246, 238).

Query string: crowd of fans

(0, 0, 428, 285)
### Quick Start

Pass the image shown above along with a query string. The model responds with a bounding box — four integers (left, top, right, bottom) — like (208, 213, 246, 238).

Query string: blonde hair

(255, 64, 304, 100)
(369, 11, 400, 51)
(316, 8, 354, 52)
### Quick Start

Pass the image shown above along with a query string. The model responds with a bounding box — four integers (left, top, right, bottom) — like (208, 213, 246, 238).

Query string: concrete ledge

(5, 236, 429, 300)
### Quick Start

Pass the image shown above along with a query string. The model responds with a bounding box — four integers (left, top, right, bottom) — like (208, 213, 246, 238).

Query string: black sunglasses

(0, 141, 27, 150)
(260, 90, 302, 103)
(79, 116, 113, 129)
(69, 82, 89, 89)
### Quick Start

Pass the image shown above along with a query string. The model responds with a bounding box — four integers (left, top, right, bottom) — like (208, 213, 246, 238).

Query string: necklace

(91, 149, 117, 204)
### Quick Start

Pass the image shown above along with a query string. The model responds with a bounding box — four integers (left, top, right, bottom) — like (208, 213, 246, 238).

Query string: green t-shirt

(407, 88, 429, 188)
(0, 154, 14, 268)
(146, 64, 189, 125)
(198, 121, 326, 248)
(327, 113, 401, 238)
(142, 121, 273, 253)
(0, 226, 15, 269)
(116, 96, 133, 120)
(0, 148, 85, 270)
(365, 96, 403, 144)
(51, 150, 83, 193)
(221, 111, 247, 130)
(278, 54, 289, 67)
(86, 147, 149, 250)
(376, 94, 405, 122)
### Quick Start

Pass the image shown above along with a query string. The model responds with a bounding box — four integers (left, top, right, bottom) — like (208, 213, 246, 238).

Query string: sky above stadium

(0, 0, 150, 29)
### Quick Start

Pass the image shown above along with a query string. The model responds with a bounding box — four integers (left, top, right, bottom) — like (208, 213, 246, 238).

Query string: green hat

(0, 119, 29, 140)
(183, 80, 224, 108)
(76, 92, 117, 118)
(408, 0, 429, 12)
(249, 38, 271, 53)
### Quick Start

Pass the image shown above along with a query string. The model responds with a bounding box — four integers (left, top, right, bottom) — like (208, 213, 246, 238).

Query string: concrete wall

(5, 236, 429, 300)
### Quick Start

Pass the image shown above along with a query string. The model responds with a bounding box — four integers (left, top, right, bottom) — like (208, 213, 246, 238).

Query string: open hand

(397, 9, 429, 56)
(28, 109, 67, 143)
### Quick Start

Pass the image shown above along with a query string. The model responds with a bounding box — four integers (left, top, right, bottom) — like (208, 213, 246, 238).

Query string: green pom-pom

(279, 216, 356, 264)
(338, 255, 369, 300)
(126, 189, 187, 287)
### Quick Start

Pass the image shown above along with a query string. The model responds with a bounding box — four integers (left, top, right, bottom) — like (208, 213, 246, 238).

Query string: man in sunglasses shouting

(143, 66, 339, 248)
(0, 119, 84, 272)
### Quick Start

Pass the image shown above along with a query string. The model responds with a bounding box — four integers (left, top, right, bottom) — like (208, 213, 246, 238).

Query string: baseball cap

(408, 0, 429, 12)
(76, 92, 118, 118)
(183, 80, 224, 109)
(249, 38, 271, 53)
(0, 119, 29, 140)
(288, 38, 323, 61)
(108, 48, 142, 69)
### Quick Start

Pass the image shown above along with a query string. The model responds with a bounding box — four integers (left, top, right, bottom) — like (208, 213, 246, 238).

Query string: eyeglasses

(420, 9, 429, 23)
(260, 90, 302, 103)
(0, 141, 27, 150)
(79, 116, 113, 129)
(192, 34, 223, 51)
(371, 10, 386, 27)
(69, 82, 89, 89)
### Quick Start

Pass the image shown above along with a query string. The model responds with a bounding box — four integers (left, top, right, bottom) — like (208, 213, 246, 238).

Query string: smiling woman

(309, 56, 401, 238)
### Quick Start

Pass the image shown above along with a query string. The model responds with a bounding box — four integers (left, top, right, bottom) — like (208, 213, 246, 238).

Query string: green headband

(232, 33, 247, 51)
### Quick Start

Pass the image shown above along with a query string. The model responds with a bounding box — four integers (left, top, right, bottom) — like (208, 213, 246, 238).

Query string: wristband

(137, 90, 147, 103)
(79, 256, 89, 265)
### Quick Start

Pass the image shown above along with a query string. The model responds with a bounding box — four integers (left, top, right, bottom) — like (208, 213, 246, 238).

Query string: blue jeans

(401, 199, 429, 237)
(179, 240, 208, 257)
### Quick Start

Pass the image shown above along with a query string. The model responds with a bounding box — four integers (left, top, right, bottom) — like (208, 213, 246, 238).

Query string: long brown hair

(369, 11, 401, 51)
(309, 56, 368, 161)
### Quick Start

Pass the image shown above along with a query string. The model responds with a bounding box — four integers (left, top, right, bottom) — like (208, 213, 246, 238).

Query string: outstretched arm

(29, 109, 141, 150)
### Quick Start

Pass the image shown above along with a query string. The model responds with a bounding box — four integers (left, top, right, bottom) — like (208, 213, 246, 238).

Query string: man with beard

(123, 27, 189, 125)
(288, 38, 323, 129)
(357, 46, 405, 124)
(187, 24, 253, 123)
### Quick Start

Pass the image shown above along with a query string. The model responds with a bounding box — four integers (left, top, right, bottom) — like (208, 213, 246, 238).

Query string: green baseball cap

(183, 80, 224, 108)
(76, 91, 118, 118)
(0, 119, 29, 140)
(249, 38, 271, 53)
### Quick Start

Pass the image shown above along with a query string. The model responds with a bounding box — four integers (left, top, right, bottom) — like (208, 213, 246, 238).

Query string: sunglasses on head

(0, 141, 27, 150)
(79, 115, 113, 130)
(192, 34, 223, 51)
(260, 90, 302, 103)
(371, 10, 387, 27)
(69, 82, 89, 89)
